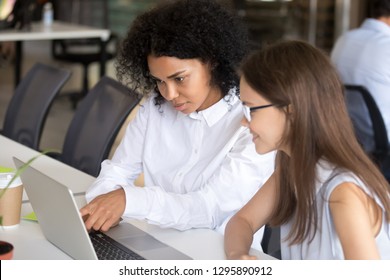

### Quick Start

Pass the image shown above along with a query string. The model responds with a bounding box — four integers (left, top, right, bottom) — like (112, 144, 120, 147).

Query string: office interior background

(0, 0, 370, 158)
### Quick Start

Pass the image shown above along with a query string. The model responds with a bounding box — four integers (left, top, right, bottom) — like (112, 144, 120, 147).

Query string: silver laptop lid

(13, 157, 98, 260)
(13, 157, 192, 260)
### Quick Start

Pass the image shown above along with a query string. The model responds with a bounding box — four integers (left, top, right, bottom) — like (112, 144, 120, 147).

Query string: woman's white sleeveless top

(281, 160, 390, 259)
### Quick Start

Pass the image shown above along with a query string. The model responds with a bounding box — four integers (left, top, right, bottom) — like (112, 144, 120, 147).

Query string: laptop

(13, 157, 192, 260)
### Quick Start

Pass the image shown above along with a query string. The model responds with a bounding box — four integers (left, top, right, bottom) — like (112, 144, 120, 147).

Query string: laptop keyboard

(90, 231, 145, 260)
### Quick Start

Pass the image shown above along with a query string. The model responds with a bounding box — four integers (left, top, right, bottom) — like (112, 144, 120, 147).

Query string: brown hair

(241, 40, 390, 244)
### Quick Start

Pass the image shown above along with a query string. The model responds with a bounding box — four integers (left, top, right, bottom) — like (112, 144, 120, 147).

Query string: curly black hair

(116, 0, 249, 106)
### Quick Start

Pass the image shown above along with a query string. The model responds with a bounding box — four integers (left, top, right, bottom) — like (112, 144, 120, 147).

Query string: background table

(0, 21, 110, 87)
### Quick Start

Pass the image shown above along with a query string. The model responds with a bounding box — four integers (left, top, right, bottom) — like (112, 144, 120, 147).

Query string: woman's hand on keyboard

(80, 188, 125, 232)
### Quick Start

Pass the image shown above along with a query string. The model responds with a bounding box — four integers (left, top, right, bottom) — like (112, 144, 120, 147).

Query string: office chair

(51, 0, 118, 109)
(344, 85, 390, 182)
(1, 63, 71, 150)
(261, 225, 281, 259)
(46, 76, 141, 177)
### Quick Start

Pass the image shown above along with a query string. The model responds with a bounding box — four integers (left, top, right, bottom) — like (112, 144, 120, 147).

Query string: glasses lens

(243, 105, 251, 121)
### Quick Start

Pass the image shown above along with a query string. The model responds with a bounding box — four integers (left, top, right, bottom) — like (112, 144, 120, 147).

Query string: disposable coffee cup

(0, 172, 23, 228)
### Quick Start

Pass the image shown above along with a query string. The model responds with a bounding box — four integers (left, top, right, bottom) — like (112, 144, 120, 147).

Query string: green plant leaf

(0, 149, 60, 200)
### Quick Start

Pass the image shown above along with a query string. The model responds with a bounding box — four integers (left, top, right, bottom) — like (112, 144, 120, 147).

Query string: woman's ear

(285, 104, 294, 121)
(284, 104, 292, 114)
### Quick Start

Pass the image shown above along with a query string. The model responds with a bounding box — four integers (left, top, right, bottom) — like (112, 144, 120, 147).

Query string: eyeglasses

(242, 104, 277, 121)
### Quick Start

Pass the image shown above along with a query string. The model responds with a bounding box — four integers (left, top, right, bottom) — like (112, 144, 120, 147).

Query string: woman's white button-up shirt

(86, 91, 275, 249)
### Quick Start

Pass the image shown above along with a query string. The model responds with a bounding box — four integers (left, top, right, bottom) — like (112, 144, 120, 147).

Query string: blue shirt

(331, 19, 390, 151)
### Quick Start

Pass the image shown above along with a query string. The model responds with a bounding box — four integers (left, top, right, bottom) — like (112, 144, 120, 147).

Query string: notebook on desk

(13, 157, 192, 260)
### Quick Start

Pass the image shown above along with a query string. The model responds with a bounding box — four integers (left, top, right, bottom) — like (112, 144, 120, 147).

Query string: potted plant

(0, 240, 14, 260)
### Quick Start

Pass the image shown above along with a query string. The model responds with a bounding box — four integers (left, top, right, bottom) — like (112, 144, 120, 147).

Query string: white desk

(0, 21, 110, 41)
(0, 21, 110, 87)
(0, 135, 275, 260)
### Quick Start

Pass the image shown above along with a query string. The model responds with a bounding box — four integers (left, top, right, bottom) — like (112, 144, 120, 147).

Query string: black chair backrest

(50, 0, 116, 108)
(60, 76, 140, 177)
(53, 0, 109, 29)
(344, 85, 389, 163)
(2, 63, 71, 150)
(261, 224, 281, 259)
(52, 0, 110, 47)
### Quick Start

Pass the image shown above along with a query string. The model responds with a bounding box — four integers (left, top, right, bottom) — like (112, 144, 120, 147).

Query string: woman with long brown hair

(225, 40, 390, 259)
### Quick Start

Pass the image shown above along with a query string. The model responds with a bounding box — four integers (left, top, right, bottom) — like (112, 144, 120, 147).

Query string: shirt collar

(177, 88, 239, 127)
(361, 18, 390, 35)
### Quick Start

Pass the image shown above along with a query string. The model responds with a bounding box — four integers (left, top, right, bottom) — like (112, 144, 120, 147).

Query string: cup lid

(0, 172, 22, 189)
